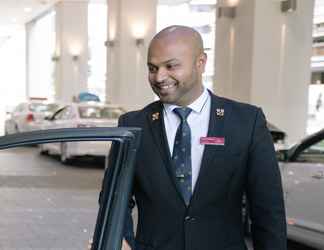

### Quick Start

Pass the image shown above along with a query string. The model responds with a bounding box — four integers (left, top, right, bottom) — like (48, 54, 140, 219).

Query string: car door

(0, 127, 141, 250)
(282, 137, 324, 248)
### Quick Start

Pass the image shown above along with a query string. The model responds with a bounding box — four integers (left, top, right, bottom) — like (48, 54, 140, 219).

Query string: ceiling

(1, 0, 319, 47)
(0, 0, 215, 32)
(0, 0, 59, 44)
(0, 0, 60, 27)
(0, 0, 106, 47)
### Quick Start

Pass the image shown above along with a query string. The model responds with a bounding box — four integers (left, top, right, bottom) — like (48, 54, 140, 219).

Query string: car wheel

(60, 142, 72, 164)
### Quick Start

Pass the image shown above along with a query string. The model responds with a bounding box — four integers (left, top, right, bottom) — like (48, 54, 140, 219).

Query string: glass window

(0, 128, 140, 249)
(60, 107, 74, 120)
(296, 138, 324, 163)
(0, 27, 26, 135)
(14, 104, 25, 113)
(157, 0, 217, 90)
(28, 103, 60, 113)
(78, 106, 124, 119)
(307, 84, 324, 134)
(0, 144, 99, 249)
(53, 108, 69, 120)
(27, 11, 56, 100)
(88, 2, 108, 102)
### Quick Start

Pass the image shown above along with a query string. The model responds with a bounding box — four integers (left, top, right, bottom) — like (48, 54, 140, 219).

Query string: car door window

(14, 104, 24, 114)
(0, 128, 141, 250)
(296, 139, 324, 163)
(52, 109, 64, 120)
(53, 107, 71, 121)
(60, 107, 73, 120)
(101, 107, 124, 119)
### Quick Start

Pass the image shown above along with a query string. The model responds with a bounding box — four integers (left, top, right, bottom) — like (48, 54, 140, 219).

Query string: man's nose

(155, 68, 168, 83)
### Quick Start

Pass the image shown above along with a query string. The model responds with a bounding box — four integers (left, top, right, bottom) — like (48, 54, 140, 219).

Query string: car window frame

(289, 129, 324, 161)
(0, 127, 141, 250)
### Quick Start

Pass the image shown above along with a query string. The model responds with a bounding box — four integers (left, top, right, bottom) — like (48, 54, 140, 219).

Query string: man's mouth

(156, 82, 176, 92)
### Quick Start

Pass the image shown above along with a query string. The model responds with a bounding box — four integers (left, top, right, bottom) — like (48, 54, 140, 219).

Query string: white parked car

(39, 102, 125, 163)
(276, 129, 324, 249)
(4, 101, 61, 135)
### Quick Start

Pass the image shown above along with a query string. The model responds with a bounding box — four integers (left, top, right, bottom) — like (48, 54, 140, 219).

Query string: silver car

(4, 101, 61, 134)
(278, 129, 324, 249)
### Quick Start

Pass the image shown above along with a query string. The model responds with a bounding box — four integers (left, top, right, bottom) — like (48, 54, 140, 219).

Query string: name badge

(200, 137, 225, 146)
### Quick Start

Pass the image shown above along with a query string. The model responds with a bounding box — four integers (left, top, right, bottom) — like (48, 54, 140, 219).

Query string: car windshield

(78, 106, 124, 119)
(29, 103, 60, 113)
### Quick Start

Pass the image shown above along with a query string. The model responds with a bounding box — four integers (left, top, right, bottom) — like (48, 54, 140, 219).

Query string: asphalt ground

(0, 146, 317, 250)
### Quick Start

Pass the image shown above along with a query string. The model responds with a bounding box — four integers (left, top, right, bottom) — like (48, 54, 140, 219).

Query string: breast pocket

(198, 148, 245, 196)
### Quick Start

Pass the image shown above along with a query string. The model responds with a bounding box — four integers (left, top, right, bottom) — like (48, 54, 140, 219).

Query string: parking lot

(0, 146, 318, 250)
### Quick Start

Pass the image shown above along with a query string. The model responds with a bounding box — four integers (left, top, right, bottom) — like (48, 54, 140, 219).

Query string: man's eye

(148, 66, 157, 73)
(166, 64, 178, 70)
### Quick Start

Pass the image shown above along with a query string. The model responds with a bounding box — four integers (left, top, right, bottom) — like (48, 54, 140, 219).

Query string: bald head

(149, 25, 204, 58)
(147, 25, 207, 106)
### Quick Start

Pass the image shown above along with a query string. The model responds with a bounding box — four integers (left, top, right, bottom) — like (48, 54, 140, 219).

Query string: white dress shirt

(163, 88, 211, 192)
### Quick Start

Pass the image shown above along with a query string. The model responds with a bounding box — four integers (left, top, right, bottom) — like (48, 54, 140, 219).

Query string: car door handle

(312, 171, 324, 179)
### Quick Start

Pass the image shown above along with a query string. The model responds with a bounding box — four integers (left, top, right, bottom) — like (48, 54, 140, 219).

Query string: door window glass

(60, 107, 74, 120)
(0, 128, 140, 250)
(296, 138, 324, 163)
(0, 141, 102, 249)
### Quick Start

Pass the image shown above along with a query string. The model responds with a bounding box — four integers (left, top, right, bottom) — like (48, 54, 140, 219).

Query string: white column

(106, 0, 157, 110)
(54, 1, 88, 103)
(215, 0, 314, 144)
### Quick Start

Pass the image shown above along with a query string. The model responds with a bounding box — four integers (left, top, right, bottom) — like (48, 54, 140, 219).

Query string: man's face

(147, 38, 206, 106)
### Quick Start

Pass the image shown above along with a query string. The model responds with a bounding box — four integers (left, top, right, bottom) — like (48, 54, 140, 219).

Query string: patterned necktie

(172, 107, 192, 206)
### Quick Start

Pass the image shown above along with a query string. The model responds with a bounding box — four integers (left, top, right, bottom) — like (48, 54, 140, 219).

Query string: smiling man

(147, 26, 205, 107)
(116, 25, 287, 250)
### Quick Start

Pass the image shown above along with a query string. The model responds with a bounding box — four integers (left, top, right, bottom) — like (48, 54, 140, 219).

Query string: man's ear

(196, 52, 207, 73)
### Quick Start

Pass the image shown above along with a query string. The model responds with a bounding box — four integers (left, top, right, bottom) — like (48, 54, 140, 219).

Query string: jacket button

(185, 216, 195, 221)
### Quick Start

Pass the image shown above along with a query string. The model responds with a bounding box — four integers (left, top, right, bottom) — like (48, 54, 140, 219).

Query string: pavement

(0, 147, 103, 250)
(0, 146, 316, 250)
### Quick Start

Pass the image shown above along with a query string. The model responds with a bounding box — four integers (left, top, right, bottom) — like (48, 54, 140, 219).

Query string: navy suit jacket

(115, 92, 287, 250)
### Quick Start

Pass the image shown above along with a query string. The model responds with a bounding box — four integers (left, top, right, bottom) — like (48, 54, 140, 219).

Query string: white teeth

(160, 83, 175, 89)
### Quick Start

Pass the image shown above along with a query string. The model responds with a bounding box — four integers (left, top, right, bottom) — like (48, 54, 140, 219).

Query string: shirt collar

(163, 88, 209, 115)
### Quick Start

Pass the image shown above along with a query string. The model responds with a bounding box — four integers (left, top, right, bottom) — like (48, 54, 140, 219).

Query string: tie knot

(173, 107, 192, 120)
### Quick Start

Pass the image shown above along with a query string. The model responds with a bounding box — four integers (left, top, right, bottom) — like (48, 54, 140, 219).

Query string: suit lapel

(191, 92, 230, 204)
(146, 102, 186, 205)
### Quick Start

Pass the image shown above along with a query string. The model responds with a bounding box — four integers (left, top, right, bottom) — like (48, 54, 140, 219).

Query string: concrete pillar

(215, 0, 314, 144)
(54, 1, 88, 103)
(106, 0, 157, 110)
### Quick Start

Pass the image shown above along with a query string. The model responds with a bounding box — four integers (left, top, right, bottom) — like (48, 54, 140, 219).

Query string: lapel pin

(152, 112, 160, 121)
(216, 108, 224, 117)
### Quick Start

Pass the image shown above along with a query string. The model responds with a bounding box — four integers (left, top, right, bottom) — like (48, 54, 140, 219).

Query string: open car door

(0, 127, 141, 250)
